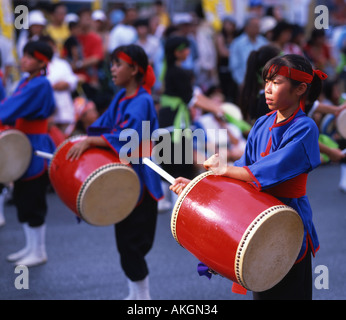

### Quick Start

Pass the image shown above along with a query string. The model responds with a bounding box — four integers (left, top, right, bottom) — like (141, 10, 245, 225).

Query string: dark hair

(164, 36, 190, 66)
(23, 40, 54, 62)
(262, 54, 322, 104)
(110, 44, 148, 83)
(271, 21, 293, 42)
(239, 45, 281, 120)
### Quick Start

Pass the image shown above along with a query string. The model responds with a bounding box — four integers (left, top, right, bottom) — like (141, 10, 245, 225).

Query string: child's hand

(66, 139, 91, 161)
(203, 154, 228, 176)
(169, 177, 191, 195)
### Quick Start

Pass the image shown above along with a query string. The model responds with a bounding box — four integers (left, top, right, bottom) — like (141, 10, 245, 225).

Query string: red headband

(116, 51, 145, 74)
(268, 65, 328, 111)
(269, 65, 328, 83)
(116, 51, 156, 94)
(33, 51, 50, 64)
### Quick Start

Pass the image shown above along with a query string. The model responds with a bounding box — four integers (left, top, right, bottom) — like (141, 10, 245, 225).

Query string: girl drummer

(66, 44, 163, 300)
(171, 54, 328, 300)
(0, 40, 56, 267)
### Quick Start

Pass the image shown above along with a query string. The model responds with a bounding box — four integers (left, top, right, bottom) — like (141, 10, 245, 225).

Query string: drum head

(0, 130, 32, 183)
(77, 163, 140, 226)
(336, 108, 346, 139)
(236, 205, 304, 292)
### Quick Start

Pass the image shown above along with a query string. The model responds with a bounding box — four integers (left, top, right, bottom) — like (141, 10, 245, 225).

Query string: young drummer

(0, 41, 56, 267)
(171, 54, 327, 300)
(66, 44, 163, 300)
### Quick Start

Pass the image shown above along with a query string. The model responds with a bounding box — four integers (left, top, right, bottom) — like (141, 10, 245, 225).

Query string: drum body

(171, 172, 304, 292)
(336, 109, 346, 139)
(49, 135, 140, 226)
(0, 128, 32, 183)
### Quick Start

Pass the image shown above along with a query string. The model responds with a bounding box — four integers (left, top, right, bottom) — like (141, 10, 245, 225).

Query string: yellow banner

(92, 0, 102, 11)
(0, 0, 14, 40)
(202, 0, 233, 31)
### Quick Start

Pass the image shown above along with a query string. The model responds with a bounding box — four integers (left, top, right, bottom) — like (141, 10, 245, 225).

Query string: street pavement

(0, 163, 345, 300)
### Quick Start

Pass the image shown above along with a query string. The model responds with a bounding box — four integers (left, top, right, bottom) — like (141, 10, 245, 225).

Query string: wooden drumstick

(35, 150, 53, 160)
(142, 157, 176, 185)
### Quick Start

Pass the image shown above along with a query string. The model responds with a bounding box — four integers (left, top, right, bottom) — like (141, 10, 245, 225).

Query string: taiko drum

(171, 172, 304, 292)
(49, 135, 140, 226)
(0, 128, 32, 183)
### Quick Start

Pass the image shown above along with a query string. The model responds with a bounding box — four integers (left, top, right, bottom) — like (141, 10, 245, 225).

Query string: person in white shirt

(43, 36, 78, 135)
(108, 6, 137, 54)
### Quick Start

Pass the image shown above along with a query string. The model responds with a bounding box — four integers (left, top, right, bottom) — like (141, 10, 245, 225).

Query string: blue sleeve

(246, 119, 321, 190)
(0, 77, 55, 124)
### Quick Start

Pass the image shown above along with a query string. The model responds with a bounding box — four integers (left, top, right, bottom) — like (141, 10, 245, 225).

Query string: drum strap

(15, 118, 48, 134)
(264, 173, 308, 198)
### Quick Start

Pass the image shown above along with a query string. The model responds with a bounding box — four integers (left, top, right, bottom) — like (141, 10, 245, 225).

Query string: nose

(265, 81, 272, 94)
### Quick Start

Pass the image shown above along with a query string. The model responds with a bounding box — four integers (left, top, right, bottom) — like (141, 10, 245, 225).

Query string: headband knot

(313, 69, 328, 80)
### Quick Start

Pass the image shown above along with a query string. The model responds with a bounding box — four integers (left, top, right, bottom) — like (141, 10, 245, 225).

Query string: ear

(295, 83, 308, 97)
(130, 64, 139, 77)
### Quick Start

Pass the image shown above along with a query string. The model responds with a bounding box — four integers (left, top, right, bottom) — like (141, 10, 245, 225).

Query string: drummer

(171, 54, 328, 300)
(0, 41, 56, 267)
(66, 44, 163, 300)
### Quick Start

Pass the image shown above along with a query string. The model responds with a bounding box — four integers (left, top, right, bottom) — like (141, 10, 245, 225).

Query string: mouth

(265, 98, 273, 105)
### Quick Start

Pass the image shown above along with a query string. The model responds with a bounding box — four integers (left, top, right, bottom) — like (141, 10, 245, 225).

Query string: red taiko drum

(49, 135, 140, 226)
(171, 171, 304, 292)
(0, 128, 32, 183)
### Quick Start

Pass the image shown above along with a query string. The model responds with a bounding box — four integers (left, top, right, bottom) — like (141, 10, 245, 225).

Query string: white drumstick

(142, 157, 176, 185)
(35, 150, 54, 160)
(342, 149, 346, 155)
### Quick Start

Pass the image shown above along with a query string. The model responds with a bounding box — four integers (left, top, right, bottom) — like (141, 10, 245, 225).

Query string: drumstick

(142, 157, 176, 185)
(342, 149, 346, 155)
(35, 150, 54, 160)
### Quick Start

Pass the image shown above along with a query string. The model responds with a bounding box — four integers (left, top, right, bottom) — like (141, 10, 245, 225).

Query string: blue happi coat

(234, 107, 321, 261)
(0, 75, 56, 180)
(88, 86, 163, 203)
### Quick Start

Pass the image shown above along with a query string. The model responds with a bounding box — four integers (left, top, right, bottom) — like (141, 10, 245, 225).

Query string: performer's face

(264, 75, 300, 113)
(110, 58, 136, 87)
(20, 53, 45, 75)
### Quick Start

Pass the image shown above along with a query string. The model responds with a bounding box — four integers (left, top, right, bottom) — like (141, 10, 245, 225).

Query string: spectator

(108, 5, 138, 54)
(214, 15, 238, 102)
(46, 3, 70, 57)
(194, 4, 218, 93)
(17, 10, 47, 59)
(134, 18, 160, 66)
(91, 9, 110, 55)
(75, 8, 105, 111)
(63, 17, 83, 71)
(229, 15, 267, 90)
(42, 36, 79, 136)
(0, 34, 16, 92)
(271, 21, 293, 53)
(304, 29, 337, 74)
(171, 13, 199, 77)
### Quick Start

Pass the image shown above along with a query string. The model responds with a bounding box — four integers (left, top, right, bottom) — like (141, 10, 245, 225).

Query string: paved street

(0, 163, 345, 300)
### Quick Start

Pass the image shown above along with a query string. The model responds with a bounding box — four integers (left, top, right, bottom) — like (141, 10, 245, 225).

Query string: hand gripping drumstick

(35, 151, 176, 185)
(142, 157, 176, 185)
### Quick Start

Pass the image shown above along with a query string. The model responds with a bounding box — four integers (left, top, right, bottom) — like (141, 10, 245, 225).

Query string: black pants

(253, 248, 312, 300)
(13, 172, 49, 227)
(115, 190, 158, 281)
